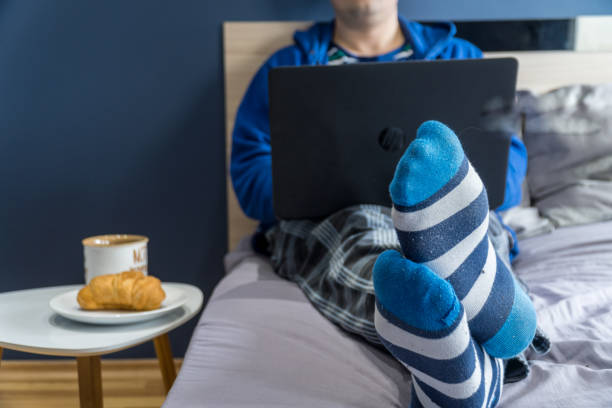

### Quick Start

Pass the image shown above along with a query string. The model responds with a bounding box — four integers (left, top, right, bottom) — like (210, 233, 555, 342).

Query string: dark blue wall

(1, 1, 611, 359)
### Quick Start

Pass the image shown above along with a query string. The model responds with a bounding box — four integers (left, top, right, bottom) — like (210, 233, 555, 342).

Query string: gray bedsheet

(164, 220, 612, 407)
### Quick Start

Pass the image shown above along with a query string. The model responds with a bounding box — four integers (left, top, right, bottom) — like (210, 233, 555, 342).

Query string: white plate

(49, 285, 187, 325)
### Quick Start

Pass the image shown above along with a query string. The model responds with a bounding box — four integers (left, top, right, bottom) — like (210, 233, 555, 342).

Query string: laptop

(269, 58, 518, 220)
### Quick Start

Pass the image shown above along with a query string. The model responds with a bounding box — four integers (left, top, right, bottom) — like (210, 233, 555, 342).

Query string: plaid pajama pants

(266, 204, 550, 383)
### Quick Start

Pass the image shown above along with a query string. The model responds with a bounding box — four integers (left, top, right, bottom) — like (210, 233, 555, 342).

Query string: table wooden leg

(153, 333, 176, 394)
(76, 356, 103, 408)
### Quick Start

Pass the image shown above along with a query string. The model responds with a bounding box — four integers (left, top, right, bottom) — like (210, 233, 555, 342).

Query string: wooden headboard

(223, 21, 612, 251)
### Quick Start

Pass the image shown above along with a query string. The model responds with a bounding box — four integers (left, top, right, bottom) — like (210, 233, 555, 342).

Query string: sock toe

(482, 281, 538, 359)
(390, 120, 465, 207)
(374, 249, 505, 408)
(373, 249, 461, 332)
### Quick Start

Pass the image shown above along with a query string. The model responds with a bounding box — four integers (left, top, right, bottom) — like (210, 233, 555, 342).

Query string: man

(230, 1, 547, 406)
(231, 0, 526, 229)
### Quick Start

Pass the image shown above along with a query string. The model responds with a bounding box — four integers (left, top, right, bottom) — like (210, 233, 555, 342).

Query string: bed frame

(223, 21, 612, 251)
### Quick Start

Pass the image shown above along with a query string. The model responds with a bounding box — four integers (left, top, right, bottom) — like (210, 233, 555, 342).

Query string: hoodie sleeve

(230, 59, 276, 224)
(230, 44, 305, 224)
(498, 135, 527, 211)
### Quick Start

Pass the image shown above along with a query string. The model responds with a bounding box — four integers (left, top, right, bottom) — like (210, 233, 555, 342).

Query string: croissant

(77, 270, 166, 311)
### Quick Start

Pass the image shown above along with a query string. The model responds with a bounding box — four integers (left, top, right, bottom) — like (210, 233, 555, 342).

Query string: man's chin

(332, 0, 395, 26)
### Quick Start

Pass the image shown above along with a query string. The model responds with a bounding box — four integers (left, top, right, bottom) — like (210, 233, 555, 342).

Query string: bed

(163, 22, 612, 407)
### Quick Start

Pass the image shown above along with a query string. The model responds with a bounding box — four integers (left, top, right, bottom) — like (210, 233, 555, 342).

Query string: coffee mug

(82, 234, 148, 283)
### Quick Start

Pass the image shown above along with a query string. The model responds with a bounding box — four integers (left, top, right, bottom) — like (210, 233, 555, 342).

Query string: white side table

(0, 283, 203, 408)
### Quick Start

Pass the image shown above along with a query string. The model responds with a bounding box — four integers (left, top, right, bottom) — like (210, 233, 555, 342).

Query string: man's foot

(373, 250, 504, 407)
(389, 120, 536, 359)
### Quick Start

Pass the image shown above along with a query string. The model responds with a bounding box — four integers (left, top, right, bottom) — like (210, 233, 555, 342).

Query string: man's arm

(231, 45, 305, 224)
(230, 61, 275, 224)
(499, 135, 527, 211)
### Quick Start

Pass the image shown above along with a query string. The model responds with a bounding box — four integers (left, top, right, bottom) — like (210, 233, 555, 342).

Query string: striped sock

(373, 250, 504, 407)
(389, 120, 536, 359)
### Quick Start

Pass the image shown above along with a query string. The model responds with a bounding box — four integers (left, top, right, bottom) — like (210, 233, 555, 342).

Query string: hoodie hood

(293, 16, 457, 64)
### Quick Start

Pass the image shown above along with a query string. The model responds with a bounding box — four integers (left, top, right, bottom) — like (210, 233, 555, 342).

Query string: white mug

(82, 234, 148, 283)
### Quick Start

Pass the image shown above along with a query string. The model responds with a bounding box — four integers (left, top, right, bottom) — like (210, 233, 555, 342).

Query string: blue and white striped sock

(389, 120, 536, 359)
(373, 250, 504, 407)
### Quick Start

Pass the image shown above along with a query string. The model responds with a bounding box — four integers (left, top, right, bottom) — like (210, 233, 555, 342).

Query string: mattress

(164, 220, 612, 407)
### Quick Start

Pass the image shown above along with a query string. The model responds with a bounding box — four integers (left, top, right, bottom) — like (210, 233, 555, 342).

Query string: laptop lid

(269, 58, 518, 220)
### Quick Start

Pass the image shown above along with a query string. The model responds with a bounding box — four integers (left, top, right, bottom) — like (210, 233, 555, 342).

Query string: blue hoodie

(230, 17, 527, 230)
